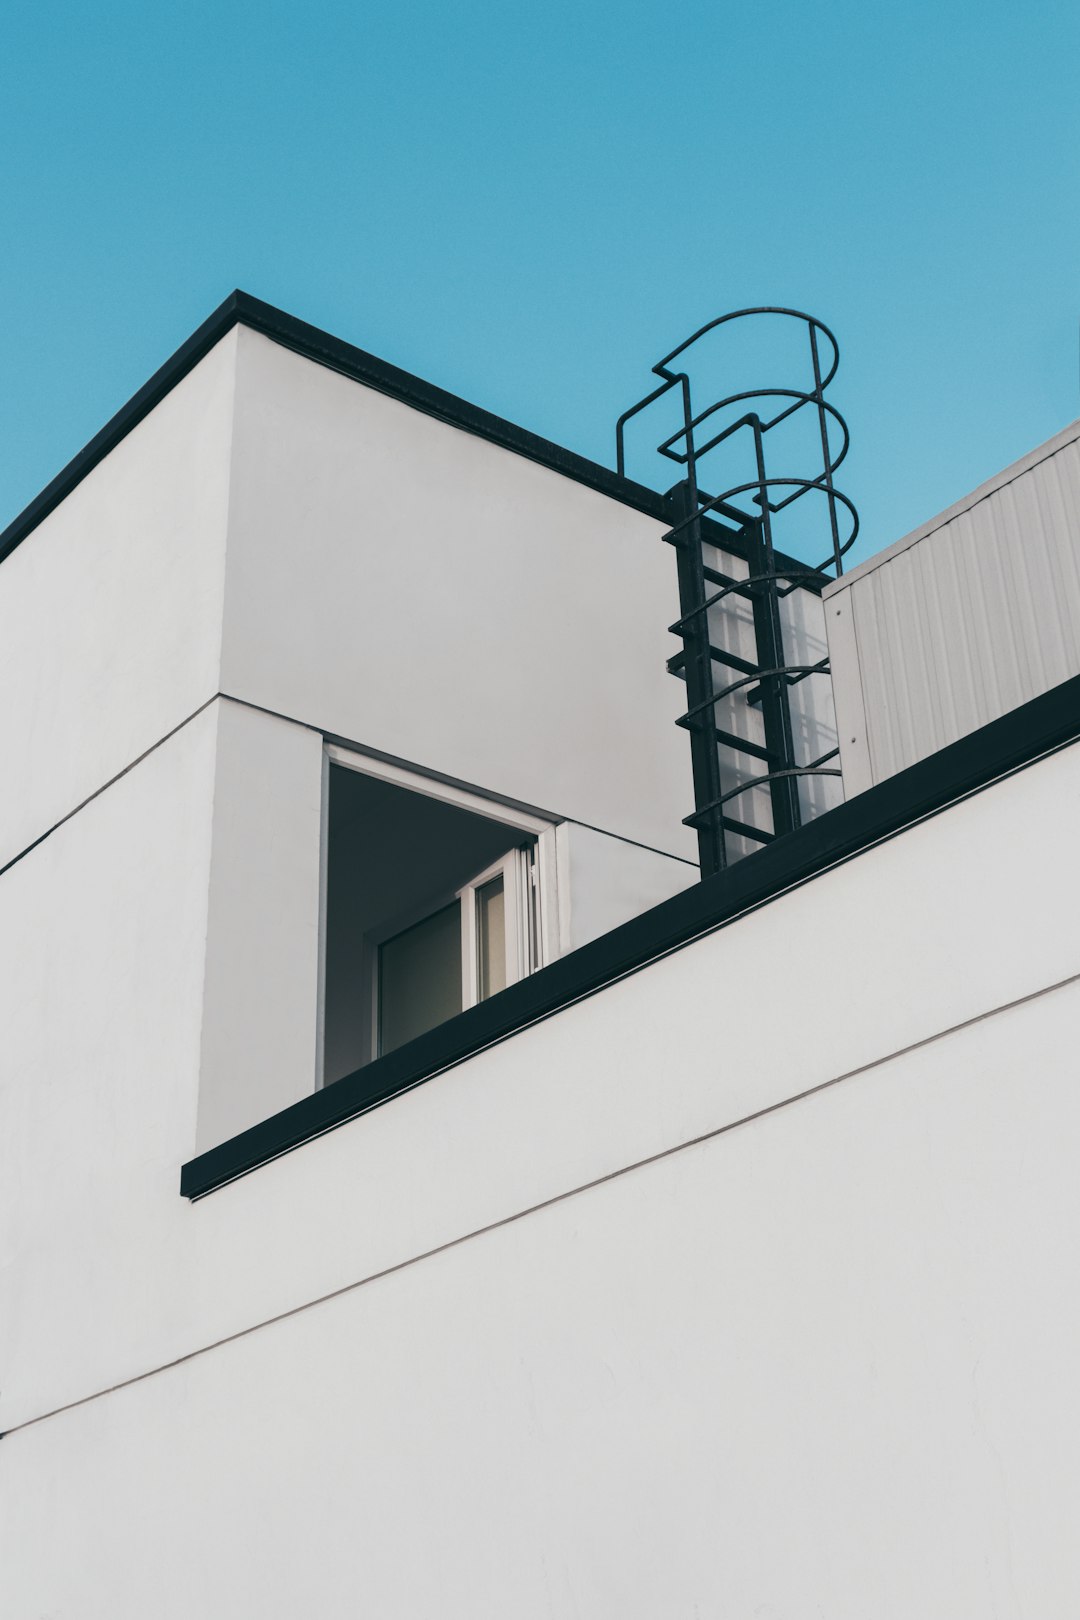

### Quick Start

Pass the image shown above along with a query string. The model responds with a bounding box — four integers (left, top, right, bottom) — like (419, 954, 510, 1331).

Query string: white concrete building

(2, 293, 1079, 1618)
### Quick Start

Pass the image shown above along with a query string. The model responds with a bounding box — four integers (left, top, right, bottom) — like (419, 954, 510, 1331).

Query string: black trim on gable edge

(180, 673, 1080, 1199)
(0, 291, 667, 568)
(0, 295, 244, 567)
(0, 290, 825, 589)
(233, 293, 669, 520)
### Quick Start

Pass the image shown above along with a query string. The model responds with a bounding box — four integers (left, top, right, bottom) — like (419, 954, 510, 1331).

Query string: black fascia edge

(0, 289, 825, 589)
(180, 671, 1080, 1200)
(1, 292, 243, 568)
(0, 290, 664, 568)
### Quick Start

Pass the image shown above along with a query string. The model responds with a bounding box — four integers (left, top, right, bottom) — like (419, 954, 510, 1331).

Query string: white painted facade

(0, 330, 236, 871)
(4, 714, 1078, 1616)
(4, 305, 1076, 1617)
(0, 320, 710, 1149)
(826, 416, 1080, 792)
(219, 328, 699, 863)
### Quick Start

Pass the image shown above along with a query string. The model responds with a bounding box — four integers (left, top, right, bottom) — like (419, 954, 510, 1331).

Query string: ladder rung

(723, 815, 774, 844)
(683, 805, 775, 843)
(702, 566, 760, 600)
(708, 645, 759, 678)
(714, 728, 775, 764)
(667, 645, 762, 681)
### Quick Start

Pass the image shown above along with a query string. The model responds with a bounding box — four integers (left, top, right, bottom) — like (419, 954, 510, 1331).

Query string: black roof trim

(0, 290, 826, 586)
(0, 290, 667, 568)
(181, 671, 1080, 1199)
(2, 292, 241, 568)
(233, 293, 669, 518)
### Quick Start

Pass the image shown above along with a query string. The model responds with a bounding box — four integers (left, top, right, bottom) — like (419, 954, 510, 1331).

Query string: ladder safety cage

(616, 307, 859, 876)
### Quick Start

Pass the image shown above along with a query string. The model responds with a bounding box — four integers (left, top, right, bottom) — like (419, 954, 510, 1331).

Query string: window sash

(321, 742, 559, 1082)
(458, 845, 535, 1010)
(366, 843, 537, 1063)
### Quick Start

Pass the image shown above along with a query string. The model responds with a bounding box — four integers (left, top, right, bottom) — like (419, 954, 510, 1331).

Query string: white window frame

(321, 744, 561, 1077)
(458, 844, 536, 1008)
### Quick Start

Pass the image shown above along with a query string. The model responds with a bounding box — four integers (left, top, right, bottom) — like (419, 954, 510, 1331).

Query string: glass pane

(476, 876, 506, 1000)
(379, 901, 462, 1056)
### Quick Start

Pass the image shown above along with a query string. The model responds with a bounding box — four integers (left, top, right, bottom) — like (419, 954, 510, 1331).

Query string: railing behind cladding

(617, 307, 859, 876)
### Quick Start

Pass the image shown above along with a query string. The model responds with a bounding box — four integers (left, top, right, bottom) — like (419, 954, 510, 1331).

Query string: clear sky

(1, 0, 1077, 569)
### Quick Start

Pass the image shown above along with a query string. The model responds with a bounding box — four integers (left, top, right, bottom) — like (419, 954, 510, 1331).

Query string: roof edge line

(0, 292, 244, 566)
(181, 670, 1080, 1199)
(230, 291, 667, 519)
(823, 413, 1080, 597)
(0, 291, 670, 567)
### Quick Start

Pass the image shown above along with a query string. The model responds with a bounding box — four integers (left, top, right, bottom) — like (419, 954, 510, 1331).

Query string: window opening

(378, 901, 462, 1057)
(321, 749, 556, 1085)
(476, 878, 504, 1000)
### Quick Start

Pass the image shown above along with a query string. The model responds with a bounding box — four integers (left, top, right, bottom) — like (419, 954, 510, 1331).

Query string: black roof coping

(0, 290, 826, 589)
(0, 290, 669, 569)
(181, 671, 1080, 1199)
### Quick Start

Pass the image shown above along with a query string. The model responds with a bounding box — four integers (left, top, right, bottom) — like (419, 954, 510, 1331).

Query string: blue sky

(1, 0, 1077, 569)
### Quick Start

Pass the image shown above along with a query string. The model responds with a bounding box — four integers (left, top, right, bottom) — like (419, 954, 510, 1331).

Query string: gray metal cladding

(826, 422, 1080, 789)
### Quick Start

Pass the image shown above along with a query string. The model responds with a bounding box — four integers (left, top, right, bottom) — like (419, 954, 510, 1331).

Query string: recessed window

(378, 901, 462, 1057)
(475, 874, 505, 1000)
(320, 749, 556, 1085)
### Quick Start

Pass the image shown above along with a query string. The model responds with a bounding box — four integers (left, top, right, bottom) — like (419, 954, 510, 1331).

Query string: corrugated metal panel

(826, 423, 1080, 787)
(780, 577, 844, 821)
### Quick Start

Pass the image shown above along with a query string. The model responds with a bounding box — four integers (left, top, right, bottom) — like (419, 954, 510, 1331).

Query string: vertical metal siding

(780, 576, 844, 820)
(832, 427, 1080, 786)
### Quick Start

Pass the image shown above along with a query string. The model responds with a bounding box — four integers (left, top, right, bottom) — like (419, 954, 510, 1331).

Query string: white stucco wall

(3, 726, 1078, 1617)
(0, 703, 217, 1445)
(5, 984, 1077, 1618)
(558, 820, 697, 950)
(218, 326, 697, 862)
(195, 699, 325, 1151)
(6, 311, 1076, 1617)
(0, 330, 237, 870)
(192, 705, 701, 1150)
(0, 313, 710, 1165)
